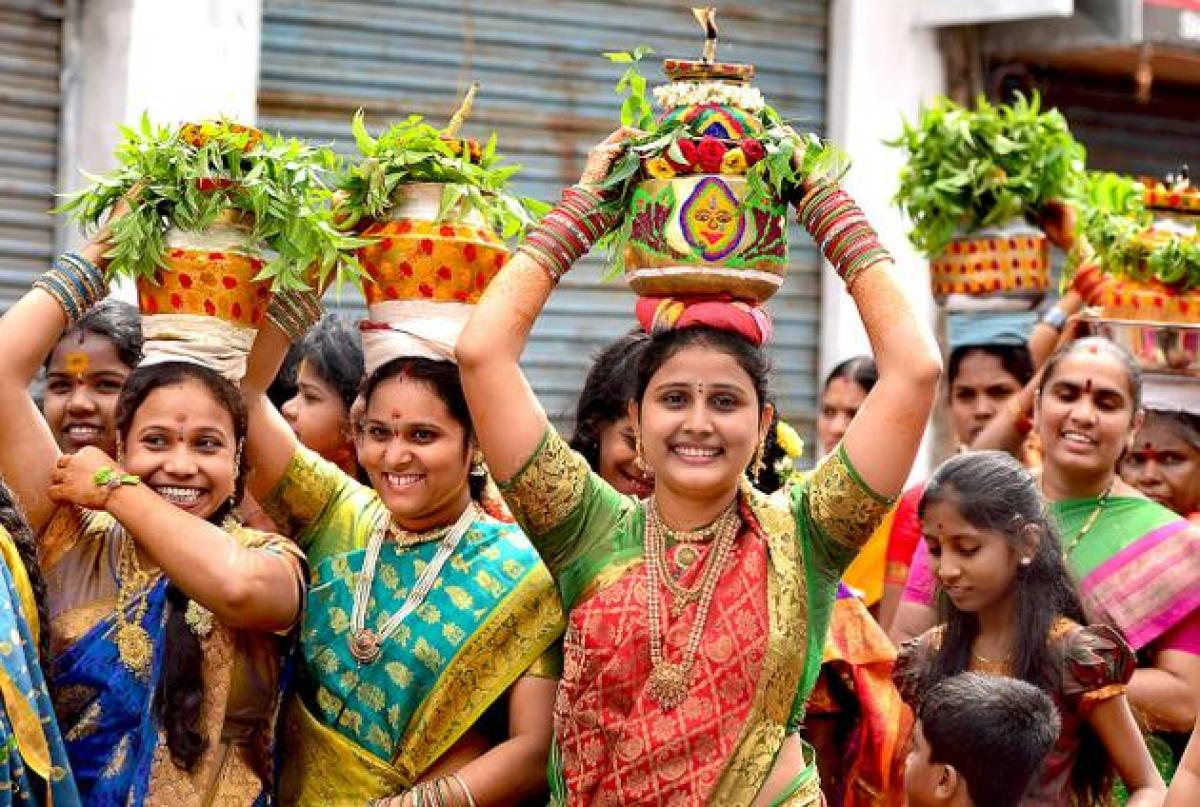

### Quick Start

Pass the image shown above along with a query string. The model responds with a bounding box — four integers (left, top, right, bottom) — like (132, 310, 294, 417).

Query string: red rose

(668, 138, 700, 172)
(740, 138, 766, 166)
(697, 137, 727, 174)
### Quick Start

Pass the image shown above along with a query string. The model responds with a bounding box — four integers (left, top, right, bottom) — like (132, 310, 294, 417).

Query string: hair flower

(776, 420, 804, 459)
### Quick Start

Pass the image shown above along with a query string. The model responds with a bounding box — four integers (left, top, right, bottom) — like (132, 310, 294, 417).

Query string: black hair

(47, 297, 143, 370)
(115, 361, 249, 772)
(919, 672, 1061, 807)
(918, 450, 1110, 802)
(1138, 408, 1200, 451)
(947, 343, 1035, 390)
(635, 325, 770, 410)
(823, 355, 877, 396)
(361, 357, 485, 501)
(569, 331, 649, 469)
(0, 480, 49, 660)
(267, 343, 303, 411)
(296, 314, 364, 411)
(1038, 336, 1143, 413)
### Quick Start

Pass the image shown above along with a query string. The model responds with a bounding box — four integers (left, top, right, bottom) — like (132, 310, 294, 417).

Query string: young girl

(895, 450, 1165, 805)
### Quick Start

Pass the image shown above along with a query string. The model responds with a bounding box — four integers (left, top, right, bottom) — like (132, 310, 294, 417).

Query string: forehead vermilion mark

(1083, 378, 1093, 394)
(64, 352, 90, 377)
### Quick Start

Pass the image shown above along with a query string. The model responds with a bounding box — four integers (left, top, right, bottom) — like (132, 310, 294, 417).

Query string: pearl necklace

(643, 496, 740, 710)
(347, 503, 478, 665)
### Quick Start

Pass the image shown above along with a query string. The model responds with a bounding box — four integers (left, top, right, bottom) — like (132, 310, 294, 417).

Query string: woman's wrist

(515, 185, 617, 284)
(795, 179, 891, 289)
(33, 252, 107, 325)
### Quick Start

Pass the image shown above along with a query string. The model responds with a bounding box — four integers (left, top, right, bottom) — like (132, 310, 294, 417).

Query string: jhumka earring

(749, 438, 766, 482)
(633, 433, 650, 475)
(470, 448, 487, 477)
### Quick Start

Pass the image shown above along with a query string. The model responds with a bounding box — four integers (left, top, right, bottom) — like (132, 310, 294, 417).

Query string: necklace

(1061, 482, 1114, 558)
(112, 526, 161, 678)
(348, 503, 477, 665)
(646, 498, 739, 617)
(643, 496, 740, 710)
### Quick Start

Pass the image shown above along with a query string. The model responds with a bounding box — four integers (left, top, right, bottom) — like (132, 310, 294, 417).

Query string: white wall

(824, 0, 946, 475)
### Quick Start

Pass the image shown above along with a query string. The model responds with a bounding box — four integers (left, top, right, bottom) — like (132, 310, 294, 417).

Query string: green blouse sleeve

(261, 446, 381, 560)
(497, 428, 637, 609)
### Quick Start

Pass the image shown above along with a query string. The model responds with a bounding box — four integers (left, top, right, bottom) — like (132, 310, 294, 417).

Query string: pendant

(647, 661, 689, 710)
(116, 622, 153, 677)
(673, 545, 700, 574)
(349, 628, 382, 665)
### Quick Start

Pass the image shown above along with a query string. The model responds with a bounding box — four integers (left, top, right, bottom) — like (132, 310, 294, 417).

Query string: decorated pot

(1079, 315, 1200, 377)
(929, 218, 1049, 309)
(137, 214, 271, 327)
(355, 183, 508, 306)
(624, 174, 787, 302)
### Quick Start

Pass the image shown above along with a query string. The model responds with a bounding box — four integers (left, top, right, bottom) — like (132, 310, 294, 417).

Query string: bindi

(1083, 378, 1094, 394)
(63, 352, 89, 379)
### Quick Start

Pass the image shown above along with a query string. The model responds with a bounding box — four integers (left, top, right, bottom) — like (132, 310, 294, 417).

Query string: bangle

(796, 181, 891, 287)
(451, 773, 477, 807)
(266, 289, 323, 343)
(515, 185, 616, 284)
(33, 252, 107, 324)
(1039, 306, 1068, 332)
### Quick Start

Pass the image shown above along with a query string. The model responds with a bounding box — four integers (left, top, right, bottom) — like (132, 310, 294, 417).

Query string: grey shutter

(0, 0, 63, 308)
(258, 0, 829, 431)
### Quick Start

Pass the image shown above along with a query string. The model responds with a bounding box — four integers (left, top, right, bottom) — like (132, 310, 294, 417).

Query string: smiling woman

(0, 219, 306, 803)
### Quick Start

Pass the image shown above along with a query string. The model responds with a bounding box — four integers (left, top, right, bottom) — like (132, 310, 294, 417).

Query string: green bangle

(93, 466, 140, 491)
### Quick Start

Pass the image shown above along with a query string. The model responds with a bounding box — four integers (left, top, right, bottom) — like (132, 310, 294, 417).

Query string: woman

(1121, 409, 1200, 523)
(901, 338, 1200, 757)
(40, 297, 141, 456)
(815, 356, 877, 457)
(568, 331, 652, 498)
(896, 451, 1163, 805)
(457, 129, 942, 804)
(281, 312, 365, 478)
(0, 241, 306, 801)
(241, 299, 563, 804)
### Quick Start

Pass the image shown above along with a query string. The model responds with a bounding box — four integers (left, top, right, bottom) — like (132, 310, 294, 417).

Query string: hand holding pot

(80, 183, 141, 268)
(1038, 198, 1077, 253)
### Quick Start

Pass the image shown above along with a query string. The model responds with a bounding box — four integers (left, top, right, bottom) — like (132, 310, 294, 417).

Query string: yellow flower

(646, 156, 677, 180)
(720, 148, 749, 175)
(776, 420, 804, 458)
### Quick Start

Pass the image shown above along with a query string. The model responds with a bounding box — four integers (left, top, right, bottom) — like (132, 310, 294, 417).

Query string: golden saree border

(809, 445, 894, 551)
(395, 563, 564, 779)
(710, 489, 809, 805)
(280, 697, 409, 804)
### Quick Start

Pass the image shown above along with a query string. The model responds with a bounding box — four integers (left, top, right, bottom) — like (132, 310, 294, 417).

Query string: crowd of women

(0, 123, 1193, 807)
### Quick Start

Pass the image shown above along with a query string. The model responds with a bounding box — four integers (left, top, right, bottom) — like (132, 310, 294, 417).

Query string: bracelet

(33, 252, 107, 325)
(266, 288, 323, 343)
(1039, 306, 1068, 332)
(93, 465, 140, 494)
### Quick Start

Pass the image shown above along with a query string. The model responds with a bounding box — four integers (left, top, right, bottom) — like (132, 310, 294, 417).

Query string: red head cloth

(634, 296, 773, 346)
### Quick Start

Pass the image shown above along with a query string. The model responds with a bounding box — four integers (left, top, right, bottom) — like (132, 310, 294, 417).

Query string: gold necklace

(112, 526, 160, 678)
(643, 496, 740, 710)
(1061, 482, 1113, 558)
(347, 504, 477, 665)
(646, 498, 739, 617)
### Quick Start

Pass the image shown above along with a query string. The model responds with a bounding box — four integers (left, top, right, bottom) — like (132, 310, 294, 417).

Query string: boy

(904, 672, 1060, 807)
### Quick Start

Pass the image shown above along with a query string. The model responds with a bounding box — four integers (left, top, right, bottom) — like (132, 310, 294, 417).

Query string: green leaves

(888, 93, 1087, 257)
(56, 116, 365, 290)
(336, 110, 541, 242)
(606, 47, 656, 130)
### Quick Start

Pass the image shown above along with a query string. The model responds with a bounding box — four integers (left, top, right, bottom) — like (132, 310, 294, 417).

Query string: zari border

(709, 489, 809, 805)
(395, 562, 564, 779)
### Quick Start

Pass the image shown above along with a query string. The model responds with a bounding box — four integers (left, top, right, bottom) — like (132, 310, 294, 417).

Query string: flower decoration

(697, 137, 728, 173)
(646, 157, 678, 180)
(720, 148, 748, 175)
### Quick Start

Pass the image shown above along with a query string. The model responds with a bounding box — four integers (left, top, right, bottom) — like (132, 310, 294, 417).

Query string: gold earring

(115, 434, 125, 464)
(633, 433, 650, 475)
(470, 448, 487, 477)
(749, 438, 766, 482)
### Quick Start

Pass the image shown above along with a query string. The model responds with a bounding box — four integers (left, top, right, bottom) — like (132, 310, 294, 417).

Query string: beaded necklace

(1059, 482, 1114, 559)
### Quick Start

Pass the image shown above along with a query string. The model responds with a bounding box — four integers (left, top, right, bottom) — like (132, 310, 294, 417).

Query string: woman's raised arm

(241, 318, 305, 503)
(458, 129, 637, 481)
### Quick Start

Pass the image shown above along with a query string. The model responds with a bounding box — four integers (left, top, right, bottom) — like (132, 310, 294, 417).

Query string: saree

(0, 527, 79, 805)
(499, 429, 893, 806)
(41, 507, 303, 805)
(263, 447, 563, 804)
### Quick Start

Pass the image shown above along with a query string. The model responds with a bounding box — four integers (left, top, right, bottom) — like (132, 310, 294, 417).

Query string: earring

(470, 448, 487, 477)
(749, 438, 766, 482)
(633, 433, 650, 475)
(115, 434, 125, 464)
(1020, 557, 1032, 567)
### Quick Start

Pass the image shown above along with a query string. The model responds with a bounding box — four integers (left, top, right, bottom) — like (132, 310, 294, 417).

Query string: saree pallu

(1061, 496, 1200, 653)
(264, 447, 563, 804)
(0, 528, 79, 805)
(500, 431, 893, 805)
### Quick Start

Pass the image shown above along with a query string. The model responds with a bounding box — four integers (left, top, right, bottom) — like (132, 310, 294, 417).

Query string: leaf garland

(597, 49, 847, 275)
(335, 111, 547, 240)
(1074, 172, 1200, 292)
(888, 93, 1087, 257)
(55, 114, 365, 291)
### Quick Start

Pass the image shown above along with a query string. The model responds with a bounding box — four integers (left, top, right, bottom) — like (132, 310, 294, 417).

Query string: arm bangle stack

(33, 252, 107, 324)
(796, 180, 891, 288)
(266, 288, 324, 343)
(515, 185, 618, 284)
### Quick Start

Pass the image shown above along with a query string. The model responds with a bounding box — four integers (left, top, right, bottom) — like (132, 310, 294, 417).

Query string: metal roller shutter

(0, 0, 62, 309)
(258, 0, 828, 431)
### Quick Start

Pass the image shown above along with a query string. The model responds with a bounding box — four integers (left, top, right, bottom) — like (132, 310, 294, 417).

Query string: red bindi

(1083, 378, 1093, 394)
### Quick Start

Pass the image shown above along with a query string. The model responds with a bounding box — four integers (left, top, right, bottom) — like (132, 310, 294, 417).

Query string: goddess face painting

(680, 176, 745, 261)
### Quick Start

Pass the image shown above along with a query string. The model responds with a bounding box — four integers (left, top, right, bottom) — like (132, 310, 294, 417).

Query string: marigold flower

(721, 148, 749, 175)
(645, 156, 678, 180)
(776, 420, 805, 459)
